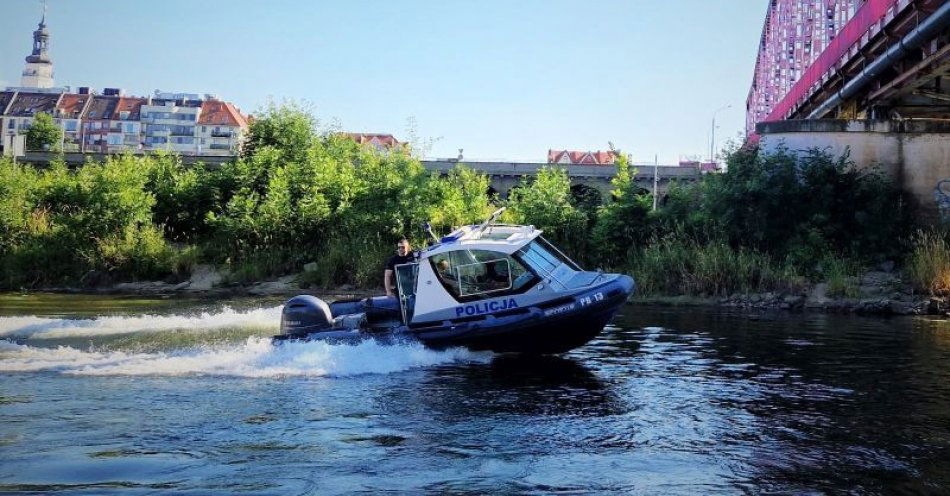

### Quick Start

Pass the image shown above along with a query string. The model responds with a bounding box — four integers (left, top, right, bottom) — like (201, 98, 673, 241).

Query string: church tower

(21, 4, 55, 88)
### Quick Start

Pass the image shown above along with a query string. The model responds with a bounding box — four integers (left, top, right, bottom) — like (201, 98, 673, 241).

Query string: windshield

(516, 238, 581, 287)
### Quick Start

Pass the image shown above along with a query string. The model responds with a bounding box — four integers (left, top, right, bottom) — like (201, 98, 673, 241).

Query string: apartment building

(140, 92, 202, 154)
(3, 13, 248, 156)
(0, 89, 248, 155)
(2, 91, 63, 142)
(197, 99, 248, 156)
(54, 92, 91, 150)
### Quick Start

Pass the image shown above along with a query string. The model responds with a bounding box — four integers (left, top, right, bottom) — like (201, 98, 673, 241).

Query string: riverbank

(12, 264, 949, 317)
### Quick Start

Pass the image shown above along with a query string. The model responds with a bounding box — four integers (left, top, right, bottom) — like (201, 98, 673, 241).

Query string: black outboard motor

(278, 295, 333, 338)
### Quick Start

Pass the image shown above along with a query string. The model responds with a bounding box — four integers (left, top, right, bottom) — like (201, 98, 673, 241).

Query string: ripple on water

(0, 303, 949, 493)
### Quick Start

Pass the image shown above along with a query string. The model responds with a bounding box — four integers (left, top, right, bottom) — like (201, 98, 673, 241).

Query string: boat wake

(0, 306, 281, 339)
(0, 337, 489, 377)
(0, 305, 490, 377)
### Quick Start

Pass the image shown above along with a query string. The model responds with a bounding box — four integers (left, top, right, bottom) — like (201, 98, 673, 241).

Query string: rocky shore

(25, 265, 950, 317)
(637, 270, 948, 316)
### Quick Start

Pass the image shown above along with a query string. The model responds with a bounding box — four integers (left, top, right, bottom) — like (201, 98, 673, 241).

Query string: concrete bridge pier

(757, 119, 950, 222)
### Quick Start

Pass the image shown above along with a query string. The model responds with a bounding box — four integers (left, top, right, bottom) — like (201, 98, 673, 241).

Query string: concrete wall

(757, 119, 950, 222)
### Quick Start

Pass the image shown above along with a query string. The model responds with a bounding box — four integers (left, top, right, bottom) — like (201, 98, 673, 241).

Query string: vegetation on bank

(24, 112, 64, 152)
(0, 103, 945, 297)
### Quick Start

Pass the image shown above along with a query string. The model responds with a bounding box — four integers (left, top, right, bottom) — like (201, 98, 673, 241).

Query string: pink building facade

(746, 0, 860, 134)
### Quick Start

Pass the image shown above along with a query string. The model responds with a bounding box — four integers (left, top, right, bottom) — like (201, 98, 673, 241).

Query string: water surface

(1, 295, 949, 494)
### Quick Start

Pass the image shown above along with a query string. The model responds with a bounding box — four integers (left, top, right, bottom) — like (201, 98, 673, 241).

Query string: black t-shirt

(385, 253, 415, 271)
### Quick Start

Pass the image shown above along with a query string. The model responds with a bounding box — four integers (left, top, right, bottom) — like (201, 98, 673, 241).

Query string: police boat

(274, 208, 635, 354)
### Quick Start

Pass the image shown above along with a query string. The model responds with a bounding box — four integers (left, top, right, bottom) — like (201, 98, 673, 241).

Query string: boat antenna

(475, 207, 506, 236)
(422, 222, 440, 244)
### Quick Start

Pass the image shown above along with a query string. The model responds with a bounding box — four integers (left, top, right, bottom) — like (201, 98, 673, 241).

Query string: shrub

(908, 230, 950, 295)
(147, 153, 223, 241)
(822, 256, 860, 298)
(0, 156, 180, 287)
(686, 147, 910, 266)
(627, 234, 793, 297)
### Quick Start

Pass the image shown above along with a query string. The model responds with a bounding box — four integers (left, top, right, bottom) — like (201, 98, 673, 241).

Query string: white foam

(0, 338, 490, 377)
(0, 306, 282, 339)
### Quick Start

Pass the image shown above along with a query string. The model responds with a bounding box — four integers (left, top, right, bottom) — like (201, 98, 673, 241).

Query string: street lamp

(710, 104, 732, 163)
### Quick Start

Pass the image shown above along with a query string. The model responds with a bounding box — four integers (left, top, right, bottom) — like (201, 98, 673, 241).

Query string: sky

(0, 0, 765, 164)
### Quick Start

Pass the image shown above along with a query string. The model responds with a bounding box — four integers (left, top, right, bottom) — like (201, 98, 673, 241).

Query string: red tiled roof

(113, 97, 146, 120)
(344, 133, 405, 148)
(198, 99, 248, 127)
(547, 149, 618, 165)
(56, 94, 91, 118)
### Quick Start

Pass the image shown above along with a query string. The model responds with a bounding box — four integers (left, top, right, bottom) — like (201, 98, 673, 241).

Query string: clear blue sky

(1, 0, 765, 163)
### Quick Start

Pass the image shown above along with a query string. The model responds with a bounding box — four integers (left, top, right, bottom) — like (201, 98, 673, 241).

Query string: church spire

(21, 0, 55, 88)
(27, 1, 51, 64)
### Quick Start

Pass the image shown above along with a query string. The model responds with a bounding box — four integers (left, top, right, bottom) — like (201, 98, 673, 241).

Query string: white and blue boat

(275, 209, 635, 354)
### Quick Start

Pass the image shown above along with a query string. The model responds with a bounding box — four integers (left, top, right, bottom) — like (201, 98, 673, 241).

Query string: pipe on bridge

(808, 1, 950, 119)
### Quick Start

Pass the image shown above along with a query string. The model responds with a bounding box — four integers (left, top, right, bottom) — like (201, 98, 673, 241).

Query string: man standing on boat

(384, 238, 414, 297)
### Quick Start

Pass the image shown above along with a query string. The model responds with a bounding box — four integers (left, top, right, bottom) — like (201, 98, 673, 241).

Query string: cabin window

(515, 238, 582, 288)
(517, 238, 581, 273)
(429, 249, 537, 301)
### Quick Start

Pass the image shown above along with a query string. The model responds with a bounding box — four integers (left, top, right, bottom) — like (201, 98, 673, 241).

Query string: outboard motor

(279, 295, 333, 338)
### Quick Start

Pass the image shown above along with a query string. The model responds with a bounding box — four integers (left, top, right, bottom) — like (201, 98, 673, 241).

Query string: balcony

(210, 131, 234, 138)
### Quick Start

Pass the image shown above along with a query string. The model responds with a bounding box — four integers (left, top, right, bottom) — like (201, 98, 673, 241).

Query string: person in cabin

(384, 238, 414, 297)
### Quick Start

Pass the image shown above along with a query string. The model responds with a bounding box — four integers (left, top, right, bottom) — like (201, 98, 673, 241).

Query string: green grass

(908, 230, 950, 295)
(823, 256, 860, 298)
(626, 237, 800, 297)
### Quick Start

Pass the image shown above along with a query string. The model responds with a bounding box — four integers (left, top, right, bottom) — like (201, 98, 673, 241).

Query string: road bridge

(421, 160, 702, 202)
(759, 0, 950, 124)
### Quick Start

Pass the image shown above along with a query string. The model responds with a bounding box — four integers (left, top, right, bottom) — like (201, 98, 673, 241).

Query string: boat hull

(275, 275, 634, 354)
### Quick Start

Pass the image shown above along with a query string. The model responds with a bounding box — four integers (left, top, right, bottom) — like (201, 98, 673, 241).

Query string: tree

(24, 113, 62, 152)
(591, 153, 654, 268)
(240, 101, 318, 163)
(507, 167, 589, 260)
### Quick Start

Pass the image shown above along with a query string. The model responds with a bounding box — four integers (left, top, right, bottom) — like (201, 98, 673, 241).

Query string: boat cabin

(393, 222, 599, 326)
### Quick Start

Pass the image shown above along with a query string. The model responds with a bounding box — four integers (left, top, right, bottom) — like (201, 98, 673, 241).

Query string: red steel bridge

(748, 0, 950, 135)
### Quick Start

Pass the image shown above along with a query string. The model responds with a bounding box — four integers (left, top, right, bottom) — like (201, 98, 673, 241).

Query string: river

(1, 294, 949, 494)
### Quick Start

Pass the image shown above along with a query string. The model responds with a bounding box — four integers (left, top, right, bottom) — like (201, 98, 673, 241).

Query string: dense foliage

(24, 112, 63, 152)
(0, 104, 923, 294)
(663, 147, 910, 270)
